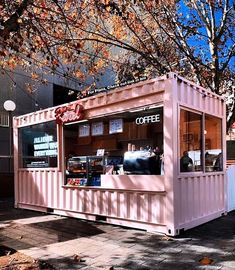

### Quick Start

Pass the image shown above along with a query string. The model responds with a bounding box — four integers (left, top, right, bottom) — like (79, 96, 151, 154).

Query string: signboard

(26, 161, 49, 168)
(109, 119, 123, 134)
(135, 114, 161, 125)
(79, 124, 90, 137)
(92, 122, 104, 136)
(87, 77, 147, 97)
(55, 102, 84, 124)
(33, 135, 57, 157)
(96, 149, 105, 156)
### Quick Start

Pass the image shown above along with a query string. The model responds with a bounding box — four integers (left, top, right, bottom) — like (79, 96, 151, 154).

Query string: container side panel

(177, 80, 224, 117)
(177, 173, 225, 229)
(16, 170, 167, 234)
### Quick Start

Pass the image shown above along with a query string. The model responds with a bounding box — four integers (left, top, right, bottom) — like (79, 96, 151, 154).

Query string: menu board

(109, 119, 123, 134)
(79, 124, 90, 137)
(96, 149, 105, 156)
(92, 122, 104, 136)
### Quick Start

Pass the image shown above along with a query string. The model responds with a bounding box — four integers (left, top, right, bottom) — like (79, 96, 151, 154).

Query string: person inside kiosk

(180, 151, 194, 172)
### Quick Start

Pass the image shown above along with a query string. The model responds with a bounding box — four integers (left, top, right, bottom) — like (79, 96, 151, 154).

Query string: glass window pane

(63, 107, 164, 186)
(180, 109, 202, 172)
(205, 115, 222, 172)
(19, 121, 58, 168)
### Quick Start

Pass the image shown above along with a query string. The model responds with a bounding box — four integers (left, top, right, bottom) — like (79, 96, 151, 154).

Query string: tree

(0, 0, 234, 125)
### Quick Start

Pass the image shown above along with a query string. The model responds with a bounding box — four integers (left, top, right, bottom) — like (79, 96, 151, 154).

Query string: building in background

(0, 67, 116, 198)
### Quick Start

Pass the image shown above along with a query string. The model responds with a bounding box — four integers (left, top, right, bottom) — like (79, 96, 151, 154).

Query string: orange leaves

(199, 257, 214, 265)
(74, 69, 85, 80)
(31, 72, 39, 80)
(86, 58, 106, 75)
(25, 83, 34, 94)
(40, 10, 49, 19)
(57, 46, 67, 55)
(32, 35, 44, 49)
(17, 18, 23, 24)
(110, 15, 127, 40)
(33, 7, 41, 15)
(93, 59, 106, 71)
(68, 11, 78, 21)
(38, 0, 46, 8)
(52, 26, 65, 39)
(102, 49, 110, 59)
(52, 59, 59, 66)
(6, 56, 18, 69)
(56, 46, 74, 63)
(64, 0, 73, 11)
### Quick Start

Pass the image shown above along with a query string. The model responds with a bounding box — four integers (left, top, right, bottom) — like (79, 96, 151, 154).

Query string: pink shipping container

(13, 73, 226, 236)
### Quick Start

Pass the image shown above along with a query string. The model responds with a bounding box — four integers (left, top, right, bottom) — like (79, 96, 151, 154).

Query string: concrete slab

(0, 206, 235, 269)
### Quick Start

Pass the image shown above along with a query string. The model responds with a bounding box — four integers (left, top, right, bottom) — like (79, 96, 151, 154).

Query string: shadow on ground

(1, 206, 235, 270)
(111, 211, 235, 269)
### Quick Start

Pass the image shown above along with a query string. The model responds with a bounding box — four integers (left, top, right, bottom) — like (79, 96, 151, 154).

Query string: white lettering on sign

(34, 149, 57, 157)
(34, 142, 58, 151)
(33, 135, 57, 157)
(61, 111, 78, 123)
(34, 135, 53, 143)
(55, 103, 84, 124)
(135, 114, 161, 125)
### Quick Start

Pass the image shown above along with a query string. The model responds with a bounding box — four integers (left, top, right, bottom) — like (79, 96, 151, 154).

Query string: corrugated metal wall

(17, 170, 167, 233)
(175, 76, 226, 231)
(14, 73, 227, 235)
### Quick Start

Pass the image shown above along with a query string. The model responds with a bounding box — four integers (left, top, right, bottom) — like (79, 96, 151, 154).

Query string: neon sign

(33, 135, 58, 157)
(55, 102, 84, 124)
(135, 114, 161, 125)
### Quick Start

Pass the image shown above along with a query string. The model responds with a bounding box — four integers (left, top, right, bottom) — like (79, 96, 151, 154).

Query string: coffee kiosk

(14, 73, 226, 235)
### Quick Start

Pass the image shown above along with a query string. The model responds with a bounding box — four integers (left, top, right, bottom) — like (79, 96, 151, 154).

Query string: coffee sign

(55, 103, 84, 124)
(135, 114, 161, 125)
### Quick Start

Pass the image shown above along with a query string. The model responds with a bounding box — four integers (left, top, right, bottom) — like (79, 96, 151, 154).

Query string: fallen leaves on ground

(0, 251, 56, 270)
(73, 254, 86, 263)
(199, 257, 214, 265)
(160, 236, 174, 241)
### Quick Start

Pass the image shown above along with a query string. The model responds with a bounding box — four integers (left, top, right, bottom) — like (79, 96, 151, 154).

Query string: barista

(180, 151, 193, 172)
(153, 146, 162, 175)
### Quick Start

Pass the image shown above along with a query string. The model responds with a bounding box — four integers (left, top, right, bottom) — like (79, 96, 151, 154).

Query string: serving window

(63, 106, 164, 186)
(179, 108, 223, 173)
(18, 121, 58, 168)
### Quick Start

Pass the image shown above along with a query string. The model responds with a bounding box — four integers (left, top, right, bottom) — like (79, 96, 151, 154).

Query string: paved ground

(0, 201, 235, 269)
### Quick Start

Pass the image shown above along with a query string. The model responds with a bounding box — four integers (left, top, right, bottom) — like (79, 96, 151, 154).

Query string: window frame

(179, 106, 224, 175)
(62, 106, 164, 186)
(18, 120, 59, 169)
(179, 107, 203, 174)
(204, 113, 223, 172)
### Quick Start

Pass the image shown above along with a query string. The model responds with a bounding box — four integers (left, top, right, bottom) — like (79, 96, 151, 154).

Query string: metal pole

(3, 100, 16, 173)
(9, 111, 12, 172)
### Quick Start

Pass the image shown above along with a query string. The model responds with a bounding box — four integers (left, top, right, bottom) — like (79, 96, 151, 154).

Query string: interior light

(64, 119, 88, 126)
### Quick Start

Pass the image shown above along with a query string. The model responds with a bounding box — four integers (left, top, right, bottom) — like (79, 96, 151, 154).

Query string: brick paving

(0, 203, 235, 269)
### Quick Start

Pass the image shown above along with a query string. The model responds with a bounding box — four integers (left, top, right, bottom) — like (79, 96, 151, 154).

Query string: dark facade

(0, 67, 115, 197)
